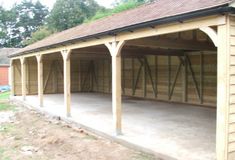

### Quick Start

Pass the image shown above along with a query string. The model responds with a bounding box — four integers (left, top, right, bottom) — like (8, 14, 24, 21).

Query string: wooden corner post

(105, 40, 125, 135)
(20, 57, 26, 100)
(61, 49, 72, 117)
(36, 54, 43, 107)
(10, 59, 15, 97)
(217, 15, 235, 160)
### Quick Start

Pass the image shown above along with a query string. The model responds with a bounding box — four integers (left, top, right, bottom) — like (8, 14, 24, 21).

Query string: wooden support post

(61, 49, 72, 117)
(36, 54, 43, 107)
(10, 60, 15, 97)
(216, 15, 235, 160)
(105, 40, 125, 135)
(217, 17, 231, 160)
(20, 57, 26, 100)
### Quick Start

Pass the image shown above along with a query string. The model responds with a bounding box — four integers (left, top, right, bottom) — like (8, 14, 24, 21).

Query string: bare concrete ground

(0, 104, 157, 160)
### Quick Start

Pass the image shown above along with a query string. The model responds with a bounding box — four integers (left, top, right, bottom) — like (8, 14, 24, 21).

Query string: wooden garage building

(9, 0, 235, 159)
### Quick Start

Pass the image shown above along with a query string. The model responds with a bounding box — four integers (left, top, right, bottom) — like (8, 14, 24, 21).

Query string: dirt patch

(0, 105, 158, 160)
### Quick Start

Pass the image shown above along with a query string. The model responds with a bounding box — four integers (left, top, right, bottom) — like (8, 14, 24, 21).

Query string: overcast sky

(0, 0, 116, 10)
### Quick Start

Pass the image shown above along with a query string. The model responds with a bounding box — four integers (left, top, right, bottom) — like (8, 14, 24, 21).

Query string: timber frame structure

(8, 0, 235, 159)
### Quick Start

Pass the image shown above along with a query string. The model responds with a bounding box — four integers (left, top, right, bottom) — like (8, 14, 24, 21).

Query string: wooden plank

(132, 58, 135, 95)
(127, 37, 216, 51)
(200, 52, 204, 104)
(169, 62, 182, 100)
(216, 22, 229, 160)
(228, 152, 235, 160)
(10, 60, 15, 96)
(229, 142, 235, 153)
(36, 54, 43, 107)
(229, 123, 235, 133)
(20, 57, 26, 100)
(186, 55, 200, 100)
(143, 58, 147, 97)
(230, 56, 235, 65)
(231, 76, 235, 85)
(230, 114, 235, 124)
(144, 57, 156, 97)
(105, 41, 125, 135)
(133, 59, 143, 95)
(231, 37, 235, 46)
(155, 56, 158, 98)
(230, 46, 235, 56)
(230, 66, 235, 75)
(229, 133, 235, 142)
(168, 56, 171, 100)
(122, 58, 125, 94)
(230, 104, 235, 114)
(61, 50, 71, 117)
(230, 85, 235, 95)
(230, 95, 235, 104)
(182, 55, 188, 102)
(43, 61, 53, 92)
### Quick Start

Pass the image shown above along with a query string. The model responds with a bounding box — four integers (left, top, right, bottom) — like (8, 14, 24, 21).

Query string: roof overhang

(9, 3, 235, 58)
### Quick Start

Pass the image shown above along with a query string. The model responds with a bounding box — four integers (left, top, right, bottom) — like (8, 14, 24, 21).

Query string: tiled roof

(12, 0, 233, 56)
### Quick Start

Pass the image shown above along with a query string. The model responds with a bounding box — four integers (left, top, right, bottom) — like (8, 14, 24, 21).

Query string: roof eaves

(9, 3, 235, 58)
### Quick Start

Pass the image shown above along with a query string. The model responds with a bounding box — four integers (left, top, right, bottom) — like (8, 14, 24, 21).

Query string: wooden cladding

(227, 16, 235, 159)
(12, 52, 217, 107)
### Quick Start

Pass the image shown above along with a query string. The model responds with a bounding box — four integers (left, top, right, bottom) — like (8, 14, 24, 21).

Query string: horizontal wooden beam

(11, 15, 224, 60)
(116, 15, 225, 41)
(73, 46, 185, 56)
(126, 37, 216, 51)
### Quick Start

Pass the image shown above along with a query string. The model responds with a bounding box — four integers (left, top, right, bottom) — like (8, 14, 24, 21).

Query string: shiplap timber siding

(228, 15, 235, 159)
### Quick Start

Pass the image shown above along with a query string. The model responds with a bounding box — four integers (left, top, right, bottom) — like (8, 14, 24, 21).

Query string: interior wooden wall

(13, 29, 217, 107)
(13, 51, 217, 107)
(72, 52, 216, 107)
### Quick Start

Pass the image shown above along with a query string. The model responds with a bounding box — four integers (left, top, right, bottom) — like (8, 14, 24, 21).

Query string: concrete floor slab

(13, 93, 216, 160)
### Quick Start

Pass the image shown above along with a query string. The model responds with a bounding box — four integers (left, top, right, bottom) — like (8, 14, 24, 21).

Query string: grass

(0, 147, 11, 160)
(132, 152, 156, 160)
(0, 103, 15, 111)
(83, 134, 98, 140)
(0, 92, 15, 111)
(0, 92, 10, 100)
(0, 124, 15, 133)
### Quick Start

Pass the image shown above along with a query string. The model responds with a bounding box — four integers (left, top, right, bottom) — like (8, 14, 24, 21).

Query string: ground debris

(0, 104, 157, 160)
(20, 145, 39, 155)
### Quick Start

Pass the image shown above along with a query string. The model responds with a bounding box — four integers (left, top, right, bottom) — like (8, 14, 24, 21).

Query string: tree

(47, 0, 102, 32)
(0, 6, 16, 47)
(12, 0, 49, 47)
(23, 26, 53, 45)
(0, 0, 49, 48)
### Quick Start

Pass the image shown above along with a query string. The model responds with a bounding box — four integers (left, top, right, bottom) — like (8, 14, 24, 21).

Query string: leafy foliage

(1, 0, 153, 47)
(47, 0, 102, 32)
(0, 1, 49, 47)
(86, 0, 153, 22)
(23, 26, 53, 45)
